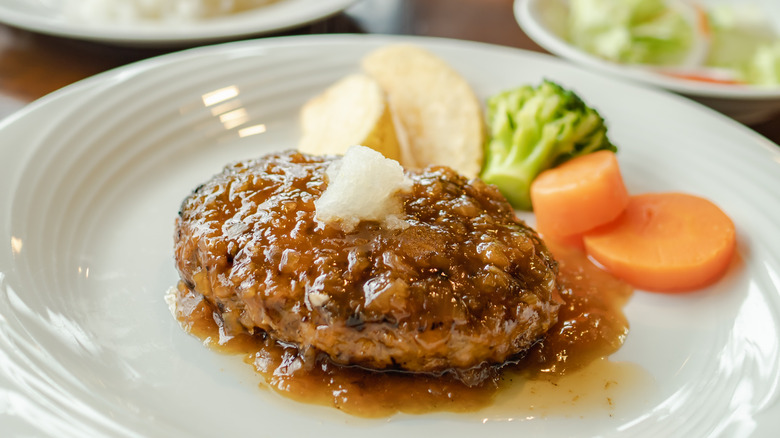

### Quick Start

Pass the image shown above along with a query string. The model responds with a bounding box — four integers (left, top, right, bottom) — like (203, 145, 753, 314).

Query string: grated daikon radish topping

(315, 145, 412, 233)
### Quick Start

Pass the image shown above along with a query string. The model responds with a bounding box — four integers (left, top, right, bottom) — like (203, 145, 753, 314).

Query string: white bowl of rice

(64, 0, 279, 23)
(0, 0, 358, 46)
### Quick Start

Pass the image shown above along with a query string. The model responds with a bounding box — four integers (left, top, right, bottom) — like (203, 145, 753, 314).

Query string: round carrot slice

(583, 193, 736, 292)
(531, 150, 629, 238)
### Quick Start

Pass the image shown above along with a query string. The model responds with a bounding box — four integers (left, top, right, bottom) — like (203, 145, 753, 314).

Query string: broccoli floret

(480, 80, 616, 210)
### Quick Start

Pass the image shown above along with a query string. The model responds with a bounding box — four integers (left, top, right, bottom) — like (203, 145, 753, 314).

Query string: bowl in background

(514, 0, 780, 124)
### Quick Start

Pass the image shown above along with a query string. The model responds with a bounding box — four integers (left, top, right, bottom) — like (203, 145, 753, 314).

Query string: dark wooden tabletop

(1, 0, 778, 142)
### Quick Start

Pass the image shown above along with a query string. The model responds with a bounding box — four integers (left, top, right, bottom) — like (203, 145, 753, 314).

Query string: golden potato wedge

(362, 44, 484, 178)
(298, 73, 402, 161)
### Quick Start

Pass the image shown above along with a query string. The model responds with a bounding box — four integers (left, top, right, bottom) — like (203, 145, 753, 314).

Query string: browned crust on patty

(174, 150, 560, 380)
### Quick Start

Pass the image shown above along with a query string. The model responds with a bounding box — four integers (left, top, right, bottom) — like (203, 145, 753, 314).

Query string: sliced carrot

(660, 72, 744, 85)
(531, 150, 629, 239)
(693, 4, 712, 38)
(694, 3, 712, 37)
(583, 193, 736, 292)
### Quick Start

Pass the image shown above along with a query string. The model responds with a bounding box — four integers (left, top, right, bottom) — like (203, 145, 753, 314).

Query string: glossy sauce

(175, 153, 561, 377)
(170, 242, 637, 418)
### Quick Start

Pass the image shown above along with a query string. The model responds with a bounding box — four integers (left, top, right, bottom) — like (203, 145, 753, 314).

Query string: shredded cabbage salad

(567, 0, 780, 86)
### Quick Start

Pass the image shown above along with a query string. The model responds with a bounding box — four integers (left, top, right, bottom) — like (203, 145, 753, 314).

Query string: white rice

(64, 0, 277, 23)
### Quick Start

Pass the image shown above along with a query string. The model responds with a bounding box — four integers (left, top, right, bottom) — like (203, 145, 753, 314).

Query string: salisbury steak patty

(174, 150, 560, 377)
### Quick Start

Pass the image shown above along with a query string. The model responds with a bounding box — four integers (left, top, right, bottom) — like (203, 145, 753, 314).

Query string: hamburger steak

(174, 150, 561, 382)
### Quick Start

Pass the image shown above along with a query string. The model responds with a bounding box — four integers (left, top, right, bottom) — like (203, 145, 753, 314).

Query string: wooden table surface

(1, 0, 779, 142)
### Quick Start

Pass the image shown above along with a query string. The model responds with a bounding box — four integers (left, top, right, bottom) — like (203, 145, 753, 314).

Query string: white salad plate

(1, 34, 780, 437)
(0, 0, 358, 46)
(515, 0, 780, 124)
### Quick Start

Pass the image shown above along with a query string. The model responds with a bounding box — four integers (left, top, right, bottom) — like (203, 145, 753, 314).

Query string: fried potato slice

(362, 44, 484, 178)
(298, 73, 402, 161)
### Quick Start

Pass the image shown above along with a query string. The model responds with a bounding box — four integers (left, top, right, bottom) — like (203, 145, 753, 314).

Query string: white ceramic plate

(1, 34, 780, 437)
(0, 0, 358, 46)
(514, 0, 780, 124)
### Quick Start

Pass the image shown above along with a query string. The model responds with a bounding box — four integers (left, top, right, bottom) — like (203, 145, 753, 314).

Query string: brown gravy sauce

(170, 243, 648, 418)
